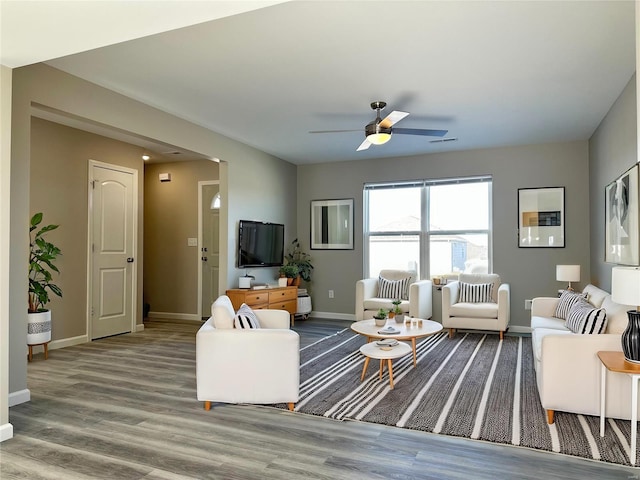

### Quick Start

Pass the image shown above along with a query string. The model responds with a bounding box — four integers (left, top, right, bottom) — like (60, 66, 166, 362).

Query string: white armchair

(442, 273, 510, 339)
(196, 295, 300, 411)
(355, 270, 432, 321)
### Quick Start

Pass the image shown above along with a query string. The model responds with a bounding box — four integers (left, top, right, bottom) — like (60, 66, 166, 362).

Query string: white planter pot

(278, 277, 288, 287)
(27, 310, 52, 345)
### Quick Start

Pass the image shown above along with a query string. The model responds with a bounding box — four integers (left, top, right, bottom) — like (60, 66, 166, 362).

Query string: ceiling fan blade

(393, 127, 448, 137)
(379, 110, 409, 129)
(309, 129, 361, 134)
(356, 138, 372, 151)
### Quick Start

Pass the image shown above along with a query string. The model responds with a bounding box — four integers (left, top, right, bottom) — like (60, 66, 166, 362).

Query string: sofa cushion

(234, 303, 261, 329)
(565, 300, 607, 334)
(601, 296, 633, 334)
(582, 284, 608, 308)
(459, 282, 494, 303)
(531, 315, 569, 331)
(212, 295, 235, 329)
(531, 327, 573, 362)
(449, 302, 498, 319)
(554, 290, 587, 320)
(378, 275, 410, 300)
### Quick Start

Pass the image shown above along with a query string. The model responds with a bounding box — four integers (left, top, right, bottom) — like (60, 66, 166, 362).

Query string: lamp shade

(611, 266, 640, 307)
(556, 265, 580, 282)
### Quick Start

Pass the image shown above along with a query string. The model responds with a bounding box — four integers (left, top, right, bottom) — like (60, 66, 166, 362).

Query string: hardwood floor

(2, 318, 638, 479)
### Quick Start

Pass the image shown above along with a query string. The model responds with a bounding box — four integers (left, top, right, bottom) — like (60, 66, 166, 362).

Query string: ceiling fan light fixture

(367, 132, 392, 145)
(365, 121, 392, 145)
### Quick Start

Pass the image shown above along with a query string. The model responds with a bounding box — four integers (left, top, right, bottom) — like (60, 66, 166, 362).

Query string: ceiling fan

(310, 101, 448, 151)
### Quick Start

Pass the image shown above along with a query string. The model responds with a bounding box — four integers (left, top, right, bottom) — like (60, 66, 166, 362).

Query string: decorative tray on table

(377, 326, 400, 335)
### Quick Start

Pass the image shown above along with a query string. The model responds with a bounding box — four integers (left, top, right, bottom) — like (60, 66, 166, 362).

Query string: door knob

(126, 257, 134, 263)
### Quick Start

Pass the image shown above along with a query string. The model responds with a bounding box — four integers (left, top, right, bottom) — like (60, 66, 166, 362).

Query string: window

(364, 176, 492, 279)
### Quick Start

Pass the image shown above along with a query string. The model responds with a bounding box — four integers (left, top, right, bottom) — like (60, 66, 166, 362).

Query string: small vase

(395, 314, 404, 324)
(622, 310, 640, 363)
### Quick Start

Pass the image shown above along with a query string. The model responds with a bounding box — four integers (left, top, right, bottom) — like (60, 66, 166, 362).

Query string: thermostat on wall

(159, 173, 171, 182)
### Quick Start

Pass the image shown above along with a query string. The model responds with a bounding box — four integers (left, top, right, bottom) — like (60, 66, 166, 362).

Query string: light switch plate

(187, 237, 197, 247)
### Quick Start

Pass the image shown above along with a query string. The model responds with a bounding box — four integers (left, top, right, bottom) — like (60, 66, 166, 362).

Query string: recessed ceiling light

(142, 154, 150, 161)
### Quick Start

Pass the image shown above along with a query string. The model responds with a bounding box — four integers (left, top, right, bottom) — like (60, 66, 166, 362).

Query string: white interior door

(89, 162, 136, 339)
(201, 183, 220, 318)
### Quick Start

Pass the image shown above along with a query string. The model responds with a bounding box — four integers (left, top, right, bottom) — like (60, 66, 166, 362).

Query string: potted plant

(373, 308, 387, 327)
(284, 238, 313, 284)
(279, 264, 299, 286)
(27, 213, 62, 359)
(392, 299, 404, 323)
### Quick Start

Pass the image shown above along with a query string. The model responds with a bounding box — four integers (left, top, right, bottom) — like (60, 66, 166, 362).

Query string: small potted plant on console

(279, 264, 299, 286)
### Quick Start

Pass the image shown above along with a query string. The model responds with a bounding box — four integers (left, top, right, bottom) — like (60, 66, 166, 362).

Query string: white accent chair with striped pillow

(442, 273, 510, 339)
(196, 295, 300, 411)
(355, 269, 433, 321)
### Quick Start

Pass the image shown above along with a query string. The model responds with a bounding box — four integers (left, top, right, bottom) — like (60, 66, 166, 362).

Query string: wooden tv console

(225, 286, 297, 326)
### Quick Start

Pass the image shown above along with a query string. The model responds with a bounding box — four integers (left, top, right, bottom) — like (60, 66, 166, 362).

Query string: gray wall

(589, 74, 638, 291)
(298, 141, 591, 330)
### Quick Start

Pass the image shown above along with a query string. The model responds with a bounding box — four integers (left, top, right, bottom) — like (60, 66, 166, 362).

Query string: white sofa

(442, 273, 510, 339)
(531, 284, 639, 423)
(196, 295, 300, 411)
(355, 269, 432, 321)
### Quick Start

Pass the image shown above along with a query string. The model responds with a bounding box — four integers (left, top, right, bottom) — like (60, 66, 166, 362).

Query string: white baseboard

(8, 388, 30, 407)
(29, 334, 88, 355)
(309, 311, 356, 321)
(136, 323, 145, 332)
(0, 423, 14, 442)
(509, 325, 532, 334)
(148, 311, 201, 322)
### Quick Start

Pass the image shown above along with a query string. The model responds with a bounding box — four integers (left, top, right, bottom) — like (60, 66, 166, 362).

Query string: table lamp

(611, 266, 640, 363)
(556, 265, 580, 291)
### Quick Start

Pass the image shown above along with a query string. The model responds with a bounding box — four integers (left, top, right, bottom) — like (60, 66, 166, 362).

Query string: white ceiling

(2, 1, 636, 165)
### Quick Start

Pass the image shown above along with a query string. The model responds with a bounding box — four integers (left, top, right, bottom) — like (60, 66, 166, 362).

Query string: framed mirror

(311, 199, 354, 250)
(517, 187, 565, 248)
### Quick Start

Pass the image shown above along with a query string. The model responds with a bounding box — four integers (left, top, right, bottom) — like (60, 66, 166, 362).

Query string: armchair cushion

(378, 275, 411, 300)
(449, 302, 498, 319)
(234, 303, 261, 329)
(458, 282, 494, 303)
(565, 300, 607, 334)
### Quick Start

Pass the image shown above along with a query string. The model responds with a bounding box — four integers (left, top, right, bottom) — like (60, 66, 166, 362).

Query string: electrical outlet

(328, 290, 334, 299)
(525, 299, 532, 310)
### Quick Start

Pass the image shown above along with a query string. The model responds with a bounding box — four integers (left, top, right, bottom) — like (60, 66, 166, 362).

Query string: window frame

(363, 176, 492, 279)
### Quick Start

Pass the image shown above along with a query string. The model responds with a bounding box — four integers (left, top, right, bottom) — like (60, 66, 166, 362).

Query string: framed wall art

(518, 187, 565, 248)
(311, 198, 354, 250)
(605, 164, 639, 265)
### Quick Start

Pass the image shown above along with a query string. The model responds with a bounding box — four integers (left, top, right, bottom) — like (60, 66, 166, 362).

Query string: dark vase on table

(622, 310, 640, 363)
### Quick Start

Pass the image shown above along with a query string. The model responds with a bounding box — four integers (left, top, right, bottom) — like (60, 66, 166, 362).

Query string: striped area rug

(287, 329, 635, 466)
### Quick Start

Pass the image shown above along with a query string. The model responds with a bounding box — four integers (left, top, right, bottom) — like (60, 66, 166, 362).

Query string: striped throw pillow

(565, 299, 608, 334)
(458, 282, 494, 303)
(378, 276, 410, 301)
(554, 290, 588, 320)
(234, 303, 261, 329)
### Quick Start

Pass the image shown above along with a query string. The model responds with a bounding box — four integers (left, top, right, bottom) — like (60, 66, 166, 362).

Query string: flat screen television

(237, 220, 285, 268)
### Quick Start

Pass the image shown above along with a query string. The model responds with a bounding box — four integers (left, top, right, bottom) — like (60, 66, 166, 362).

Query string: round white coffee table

(359, 342, 411, 389)
(351, 318, 443, 367)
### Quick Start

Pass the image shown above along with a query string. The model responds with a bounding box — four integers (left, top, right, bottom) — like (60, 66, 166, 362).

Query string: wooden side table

(597, 350, 640, 465)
